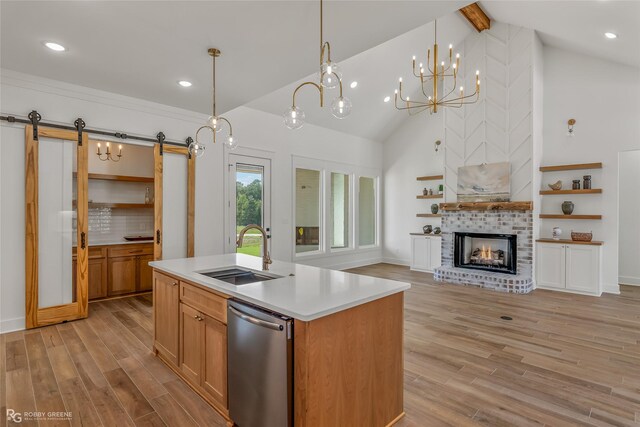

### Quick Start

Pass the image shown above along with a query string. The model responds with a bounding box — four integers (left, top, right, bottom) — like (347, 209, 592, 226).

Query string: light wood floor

(1, 264, 640, 426)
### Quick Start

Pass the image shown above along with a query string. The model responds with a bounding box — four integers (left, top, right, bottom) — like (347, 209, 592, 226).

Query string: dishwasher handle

(229, 305, 284, 331)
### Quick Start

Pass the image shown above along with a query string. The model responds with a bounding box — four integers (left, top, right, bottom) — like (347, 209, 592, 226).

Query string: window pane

(331, 173, 349, 249)
(296, 168, 321, 253)
(359, 177, 376, 246)
(236, 163, 264, 257)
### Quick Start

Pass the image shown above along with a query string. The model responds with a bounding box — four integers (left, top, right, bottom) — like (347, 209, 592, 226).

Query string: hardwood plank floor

(2, 266, 640, 426)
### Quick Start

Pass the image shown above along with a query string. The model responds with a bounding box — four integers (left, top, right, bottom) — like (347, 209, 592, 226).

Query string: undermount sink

(198, 268, 280, 286)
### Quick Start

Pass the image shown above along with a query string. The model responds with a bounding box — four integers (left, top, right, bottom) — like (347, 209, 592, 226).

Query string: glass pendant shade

(283, 106, 305, 130)
(188, 141, 206, 158)
(207, 116, 224, 133)
(331, 96, 352, 119)
(320, 61, 341, 89)
(224, 135, 238, 150)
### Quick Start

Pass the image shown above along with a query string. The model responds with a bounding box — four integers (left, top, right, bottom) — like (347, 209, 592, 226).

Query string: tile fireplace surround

(434, 209, 534, 293)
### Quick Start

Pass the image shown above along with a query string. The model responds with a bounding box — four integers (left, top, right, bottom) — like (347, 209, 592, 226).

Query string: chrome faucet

(236, 224, 272, 271)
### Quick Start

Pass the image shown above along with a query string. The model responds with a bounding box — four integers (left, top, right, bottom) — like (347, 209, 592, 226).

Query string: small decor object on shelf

(428, 188, 433, 196)
(548, 180, 562, 191)
(583, 175, 592, 190)
(571, 231, 593, 242)
(438, 184, 444, 195)
(423, 225, 433, 234)
(431, 204, 439, 214)
(561, 201, 575, 215)
(433, 227, 441, 235)
(572, 180, 581, 190)
(422, 188, 428, 196)
(145, 187, 151, 204)
(552, 226, 562, 240)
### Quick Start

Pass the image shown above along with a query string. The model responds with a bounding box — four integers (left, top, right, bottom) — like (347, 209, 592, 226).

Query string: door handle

(156, 229, 161, 245)
(229, 306, 283, 331)
(81, 232, 86, 249)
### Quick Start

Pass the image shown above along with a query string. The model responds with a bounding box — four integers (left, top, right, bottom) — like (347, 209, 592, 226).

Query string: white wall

(0, 70, 382, 331)
(541, 46, 640, 294)
(619, 150, 640, 285)
(382, 111, 444, 264)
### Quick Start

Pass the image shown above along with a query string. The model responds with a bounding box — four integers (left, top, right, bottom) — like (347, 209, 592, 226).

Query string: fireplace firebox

(454, 232, 517, 275)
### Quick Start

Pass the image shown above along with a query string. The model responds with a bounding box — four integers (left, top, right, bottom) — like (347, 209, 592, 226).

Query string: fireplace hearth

(454, 232, 517, 275)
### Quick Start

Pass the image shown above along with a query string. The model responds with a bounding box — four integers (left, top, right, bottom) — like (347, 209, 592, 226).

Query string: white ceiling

(482, 1, 640, 69)
(247, 12, 472, 141)
(0, 0, 468, 115)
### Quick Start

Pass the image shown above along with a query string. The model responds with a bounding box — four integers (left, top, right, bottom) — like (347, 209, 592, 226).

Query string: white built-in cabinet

(536, 242, 602, 295)
(410, 235, 441, 273)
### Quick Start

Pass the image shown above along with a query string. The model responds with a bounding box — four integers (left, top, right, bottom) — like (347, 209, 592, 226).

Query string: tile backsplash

(76, 207, 154, 244)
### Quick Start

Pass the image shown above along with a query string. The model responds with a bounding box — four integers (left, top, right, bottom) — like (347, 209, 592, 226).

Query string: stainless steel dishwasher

(227, 299, 293, 427)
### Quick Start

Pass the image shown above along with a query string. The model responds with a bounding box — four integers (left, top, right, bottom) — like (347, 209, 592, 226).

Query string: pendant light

(189, 48, 237, 158)
(283, 0, 352, 130)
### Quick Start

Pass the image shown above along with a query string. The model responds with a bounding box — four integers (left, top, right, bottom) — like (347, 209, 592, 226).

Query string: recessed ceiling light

(178, 80, 193, 88)
(383, 96, 391, 103)
(350, 81, 358, 89)
(604, 32, 618, 39)
(44, 42, 66, 52)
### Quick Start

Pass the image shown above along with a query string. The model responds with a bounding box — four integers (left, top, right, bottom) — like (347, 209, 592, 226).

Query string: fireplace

(454, 232, 517, 275)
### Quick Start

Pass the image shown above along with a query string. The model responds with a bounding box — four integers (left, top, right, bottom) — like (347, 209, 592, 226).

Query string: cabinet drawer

(108, 244, 153, 258)
(72, 246, 106, 259)
(180, 282, 227, 324)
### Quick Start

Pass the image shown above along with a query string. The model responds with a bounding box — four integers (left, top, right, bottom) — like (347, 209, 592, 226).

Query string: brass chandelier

(394, 20, 480, 115)
(189, 48, 237, 158)
(283, 0, 351, 129)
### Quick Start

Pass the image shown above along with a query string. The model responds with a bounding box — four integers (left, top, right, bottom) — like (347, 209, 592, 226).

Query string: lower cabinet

(410, 235, 442, 273)
(536, 242, 602, 295)
(108, 256, 138, 296)
(137, 254, 154, 292)
(153, 272, 180, 366)
(179, 301, 229, 410)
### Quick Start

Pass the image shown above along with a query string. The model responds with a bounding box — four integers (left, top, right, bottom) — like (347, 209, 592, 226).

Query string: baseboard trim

(334, 257, 384, 270)
(619, 276, 640, 286)
(381, 257, 410, 266)
(1, 317, 25, 333)
(604, 282, 621, 294)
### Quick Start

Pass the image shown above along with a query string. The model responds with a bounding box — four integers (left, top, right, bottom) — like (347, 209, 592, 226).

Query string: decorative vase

(429, 188, 433, 196)
(561, 201, 574, 215)
(583, 175, 592, 190)
(422, 188, 428, 196)
(552, 226, 562, 240)
(423, 225, 433, 234)
(438, 184, 444, 195)
(431, 204, 439, 214)
(433, 227, 441, 235)
(572, 180, 581, 190)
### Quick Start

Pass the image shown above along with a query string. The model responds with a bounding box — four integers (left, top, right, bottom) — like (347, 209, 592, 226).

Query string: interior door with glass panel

(227, 155, 271, 255)
(154, 144, 195, 260)
(25, 125, 89, 328)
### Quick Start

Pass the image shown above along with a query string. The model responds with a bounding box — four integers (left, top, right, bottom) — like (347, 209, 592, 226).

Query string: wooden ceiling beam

(459, 2, 491, 32)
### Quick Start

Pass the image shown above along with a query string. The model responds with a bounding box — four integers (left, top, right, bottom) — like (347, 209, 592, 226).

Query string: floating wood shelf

(416, 194, 443, 199)
(89, 202, 153, 209)
(75, 173, 154, 182)
(416, 175, 444, 181)
(416, 214, 442, 218)
(540, 189, 602, 195)
(536, 238, 603, 246)
(539, 214, 601, 220)
(539, 162, 602, 172)
(440, 201, 533, 211)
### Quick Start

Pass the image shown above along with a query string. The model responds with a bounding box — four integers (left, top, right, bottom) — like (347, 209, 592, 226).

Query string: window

(359, 177, 376, 246)
(295, 168, 321, 253)
(330, 173, 350, 249)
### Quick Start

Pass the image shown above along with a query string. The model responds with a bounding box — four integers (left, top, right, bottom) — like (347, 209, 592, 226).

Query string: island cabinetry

(153, 271, 180, 366)
(178, 282, 229, 414)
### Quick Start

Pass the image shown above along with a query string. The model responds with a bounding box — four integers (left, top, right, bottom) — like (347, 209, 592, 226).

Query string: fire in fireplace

(454, 232, 517, 275)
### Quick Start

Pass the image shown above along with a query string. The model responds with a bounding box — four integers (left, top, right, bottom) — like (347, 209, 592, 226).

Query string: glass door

(25, 125, 89, 328)
(227, 155, 271, 255)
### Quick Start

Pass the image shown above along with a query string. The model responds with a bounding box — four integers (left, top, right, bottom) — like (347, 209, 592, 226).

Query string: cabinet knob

(172, 281, 178, 286)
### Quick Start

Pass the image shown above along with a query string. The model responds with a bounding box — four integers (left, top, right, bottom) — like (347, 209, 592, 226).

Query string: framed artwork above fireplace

(457, 162, 511, 202)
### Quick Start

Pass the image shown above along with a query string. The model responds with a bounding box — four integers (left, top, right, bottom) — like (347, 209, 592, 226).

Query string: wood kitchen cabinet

(108, 256, 137, 296)
(137, 254, 154, 291)
(153, 272, 180, 366)
(180, 303, 203, 384)
(73, 247, 108, 300)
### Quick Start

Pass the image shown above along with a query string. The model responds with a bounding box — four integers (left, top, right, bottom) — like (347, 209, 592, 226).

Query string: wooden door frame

(25, 125, 89, 329)
(154, 144, 195, 260)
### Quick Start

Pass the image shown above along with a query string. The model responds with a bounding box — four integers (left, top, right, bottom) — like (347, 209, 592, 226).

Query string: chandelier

(96, 142, 122, 162)
(189, 48, 237, 158)
(394, 20, 480, 115)
(283, 0, 352, 129)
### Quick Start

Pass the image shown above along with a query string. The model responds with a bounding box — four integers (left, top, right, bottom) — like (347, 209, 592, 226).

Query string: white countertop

(150, 254, 410, 321)
(73, 239, 154, 247)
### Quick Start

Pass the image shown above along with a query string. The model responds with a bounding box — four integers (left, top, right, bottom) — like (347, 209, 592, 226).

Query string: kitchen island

(150, 253, 409, 427)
